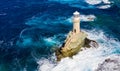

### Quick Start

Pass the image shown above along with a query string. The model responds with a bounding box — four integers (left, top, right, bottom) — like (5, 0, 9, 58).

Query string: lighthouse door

(74, 29, 76, 33)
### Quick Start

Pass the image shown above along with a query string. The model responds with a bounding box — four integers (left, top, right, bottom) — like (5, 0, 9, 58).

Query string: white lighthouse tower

(59, 11, 88, 59)
(72, 11, 80, 34)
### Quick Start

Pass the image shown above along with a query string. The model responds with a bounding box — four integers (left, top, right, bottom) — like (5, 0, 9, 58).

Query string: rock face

(56, 31, 86, 61)
(55, 31, 98, 61)
(55, 11, 98, 61)
(96, 55, 120, 71)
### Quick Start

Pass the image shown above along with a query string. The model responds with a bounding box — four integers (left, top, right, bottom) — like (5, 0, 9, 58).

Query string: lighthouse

(72, 11, 80, 34)
(55, 11, 98, 61)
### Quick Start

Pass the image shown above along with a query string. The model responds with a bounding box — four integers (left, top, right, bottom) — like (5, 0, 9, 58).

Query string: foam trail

(37, 29, 120, 71)
(102, 0, 111, 4)
(49, 0, 112, 9)
(80, 15, 96, 22)
(85, 0, 112, 9)
(97, 5, 111, 9)
(43, 35, 61, 46)
(19, 28, 30, 38)
(66, 14, 96, 23)
(43, 33, 66, 46)
(49, 0, 111, 5)
(85, 0, 111, 5)
(85, 0, 102, 5)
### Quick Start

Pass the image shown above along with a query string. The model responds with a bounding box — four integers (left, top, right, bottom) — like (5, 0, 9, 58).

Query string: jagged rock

(84, 38, 98, 48)
(96, 55, 120, 71)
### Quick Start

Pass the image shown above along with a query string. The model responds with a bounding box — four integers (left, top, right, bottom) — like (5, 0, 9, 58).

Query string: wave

(97, 5, 111, 9)
(102, 0, 111, 4)
(49, 0, 112, 9)
(85, 0, 111, 5)
(85, 0, 102, 5)
(81, 15, 96, 22)
(43, 33, 66, 46)
(48, 0, 96, 9)
(37, 29, 120, 71)
(67, 14, 96, 23)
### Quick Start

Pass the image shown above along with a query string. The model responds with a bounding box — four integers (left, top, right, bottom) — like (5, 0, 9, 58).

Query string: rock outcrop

(55, 11, 98, 61)
(96, 55, 120, 71)
(55, 31, 98, 61)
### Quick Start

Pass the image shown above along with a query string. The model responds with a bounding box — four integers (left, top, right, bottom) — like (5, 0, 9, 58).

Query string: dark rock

(96, 55, 120, 71)
(84, 38, 99, 48)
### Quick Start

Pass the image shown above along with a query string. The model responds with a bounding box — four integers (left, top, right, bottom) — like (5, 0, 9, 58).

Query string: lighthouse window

(74, 15, 79, 17)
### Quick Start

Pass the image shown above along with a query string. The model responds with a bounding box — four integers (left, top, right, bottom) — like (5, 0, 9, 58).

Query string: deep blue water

(0, 0, 120, 71)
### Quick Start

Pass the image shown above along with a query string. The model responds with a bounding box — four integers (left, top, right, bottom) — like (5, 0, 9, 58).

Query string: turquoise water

(0, 0, 120, 71)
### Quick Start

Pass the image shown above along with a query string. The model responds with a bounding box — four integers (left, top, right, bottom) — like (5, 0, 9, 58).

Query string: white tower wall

(72, 11, 80, 34)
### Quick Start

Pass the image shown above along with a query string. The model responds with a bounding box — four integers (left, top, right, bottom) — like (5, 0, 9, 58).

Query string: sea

(0, 0, 120, 71)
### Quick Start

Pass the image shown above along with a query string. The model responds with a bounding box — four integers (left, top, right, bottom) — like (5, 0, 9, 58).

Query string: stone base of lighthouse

(55, 31, 98, 61)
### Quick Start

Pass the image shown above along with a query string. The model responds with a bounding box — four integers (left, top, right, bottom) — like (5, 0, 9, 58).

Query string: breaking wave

(37, 29, 120, 71)
(97, 5, 111, 9)
(61, 14, 96, 24)
(85, 0, 111, 5)
(49, 0, 112, 9)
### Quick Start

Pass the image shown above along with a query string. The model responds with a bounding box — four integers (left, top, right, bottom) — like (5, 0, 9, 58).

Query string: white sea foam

(102, 0, 111, 4)
(80, 15, 96, 22)
(43, 35, 61, 46)
(85, 0, 111, 5)
(49, 0, 111, 9)
(48, 0, 96, 9)
(44, 38, 56, 44)
(42, 33, 66, 48)
(50, 0, 111, 5)
(85, 0, 112, 9)
(85, 0, 102, 5)
(96, 54, 120, 71)
(66, 14, 96, 23)
(38, 59, 55, 71)
(97, 5, 111, 9)
(37, 29, 120, 71)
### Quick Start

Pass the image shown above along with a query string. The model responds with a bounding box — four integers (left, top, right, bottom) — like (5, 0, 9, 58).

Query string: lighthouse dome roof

(73, 11, 80, 15)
